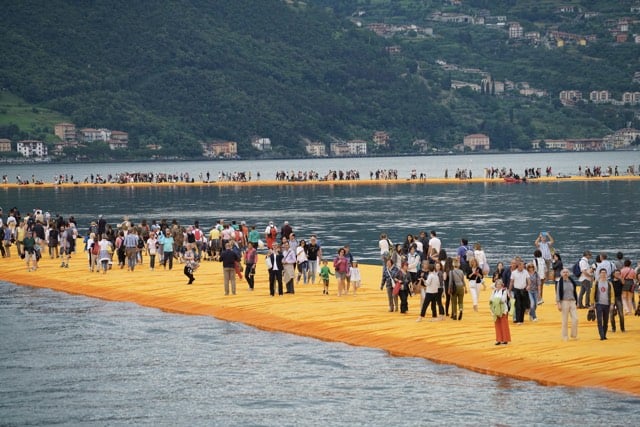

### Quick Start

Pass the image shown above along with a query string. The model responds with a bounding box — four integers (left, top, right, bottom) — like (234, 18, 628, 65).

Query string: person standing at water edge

(556, 268, 579, 341)
(590, 269, 614, 340)
(490, 279, 511, 345)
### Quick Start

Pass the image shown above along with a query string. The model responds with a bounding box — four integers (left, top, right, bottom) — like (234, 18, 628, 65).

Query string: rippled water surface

(2, 180, 639, 264)
(2, 282, 640, 426)
(2, 155, 640, 425)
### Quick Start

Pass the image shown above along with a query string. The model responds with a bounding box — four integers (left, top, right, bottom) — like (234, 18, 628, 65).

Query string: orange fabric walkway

(2, 174, 640, 189)
(2, 253, 639, 396)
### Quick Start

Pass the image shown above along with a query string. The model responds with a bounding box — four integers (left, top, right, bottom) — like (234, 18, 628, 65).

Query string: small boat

(503, 177, 522, 183)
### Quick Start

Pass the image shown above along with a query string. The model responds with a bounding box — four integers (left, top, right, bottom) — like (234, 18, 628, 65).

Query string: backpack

(572, 259, 582, 277)
(270, 227, 277, 239)
(91, 242, 100, 255)
(137, 237, 144, 249)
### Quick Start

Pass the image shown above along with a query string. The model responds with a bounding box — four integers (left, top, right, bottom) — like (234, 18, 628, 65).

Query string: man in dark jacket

(267, 244, 284, 296)
(220, 242, 240, 295)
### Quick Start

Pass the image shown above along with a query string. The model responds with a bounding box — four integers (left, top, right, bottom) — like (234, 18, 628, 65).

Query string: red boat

(503, 177, 523, 183)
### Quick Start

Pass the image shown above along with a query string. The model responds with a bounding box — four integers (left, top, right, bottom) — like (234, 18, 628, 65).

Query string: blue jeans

(595, 303, 610, 340)
(528, 290, 538, 320)
(307, 259, 318, 284)
(578, 280, 592, 307)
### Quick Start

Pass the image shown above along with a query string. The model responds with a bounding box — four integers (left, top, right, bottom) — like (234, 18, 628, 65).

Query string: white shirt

(379, 239, 390, 255)
(578, 257, 592, 282)
(510, 268, 529, 290)
(428, 237, 441, 256)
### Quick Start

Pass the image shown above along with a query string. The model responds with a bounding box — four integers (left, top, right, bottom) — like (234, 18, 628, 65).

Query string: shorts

(335, 272, 346, 280)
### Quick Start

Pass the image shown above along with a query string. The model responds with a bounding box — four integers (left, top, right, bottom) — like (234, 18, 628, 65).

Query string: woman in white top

(473, 242, 489, 275)
(378, 233, 391, 265)
(417, 264, 443, 321)
(296, 239, 309, 284)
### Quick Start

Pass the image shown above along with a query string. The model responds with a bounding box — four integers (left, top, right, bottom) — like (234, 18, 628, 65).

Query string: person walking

(509, 260, 530, 324)
(590, 268, 614, 341)
(577, 250, 594, 308)
(489, 279, 511, 345)
(281, 241, 296, 294)
(556, 268, 579, 341)
(220, 242, 240, 295)
(380, 258, 399, 312)
(448, 258, 466, 320)
(267, 244, 284, 297)
(244, 241, 257, 291)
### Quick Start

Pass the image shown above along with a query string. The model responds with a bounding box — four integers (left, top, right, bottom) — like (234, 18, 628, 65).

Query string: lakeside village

(1, 121, 640, 165)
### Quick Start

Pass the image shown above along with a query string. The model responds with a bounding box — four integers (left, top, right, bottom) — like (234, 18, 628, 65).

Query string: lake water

(2, 150, 640, 183)
(1, 153, 640, 425)
(2, 282, 640, 426)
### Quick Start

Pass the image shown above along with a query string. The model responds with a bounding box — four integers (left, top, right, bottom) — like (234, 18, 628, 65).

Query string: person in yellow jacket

(590, 268, 615, 341)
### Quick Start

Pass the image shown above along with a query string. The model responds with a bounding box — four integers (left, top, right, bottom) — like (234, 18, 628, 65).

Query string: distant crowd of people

(2, 203, 640, 344)
(377, 229, 640, 344)
(3, 163, 640, 186)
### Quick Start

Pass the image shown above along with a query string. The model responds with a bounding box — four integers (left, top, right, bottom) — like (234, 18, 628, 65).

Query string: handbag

(392, 279, 402, 296)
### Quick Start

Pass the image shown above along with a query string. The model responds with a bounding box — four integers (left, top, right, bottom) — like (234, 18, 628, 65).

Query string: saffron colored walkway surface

(2, 253, 639, 396)
(2, 174, 640, 189)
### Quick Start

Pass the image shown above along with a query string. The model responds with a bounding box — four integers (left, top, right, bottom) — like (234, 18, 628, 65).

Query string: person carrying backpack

(577, 250, 594, 308)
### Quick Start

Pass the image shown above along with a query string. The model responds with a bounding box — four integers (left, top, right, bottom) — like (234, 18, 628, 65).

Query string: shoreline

(2, 174, 640, 189)
(1, 253, 639, 396)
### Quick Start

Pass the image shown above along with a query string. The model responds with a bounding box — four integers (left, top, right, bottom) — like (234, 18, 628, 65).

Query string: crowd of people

(0, 206, 366, 298)
(3, 163, 640, 186)
(2, 204, 639, 344)
(378, 229, 640, 344)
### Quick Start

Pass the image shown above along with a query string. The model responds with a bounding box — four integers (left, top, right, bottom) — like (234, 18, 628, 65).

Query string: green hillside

(0, 92, 69, 142)
(0, 0, 638, 159)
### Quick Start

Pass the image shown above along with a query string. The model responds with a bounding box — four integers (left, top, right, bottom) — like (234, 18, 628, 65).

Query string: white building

(305, 141, 326, 157)
(79, 128, 111, 143)
(251, 137, 272, 151)
(463, 134, 490, 150)
(17, 140, 48, 158)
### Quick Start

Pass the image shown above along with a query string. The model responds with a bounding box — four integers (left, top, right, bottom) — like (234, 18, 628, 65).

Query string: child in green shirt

(319, 260, 333, 295)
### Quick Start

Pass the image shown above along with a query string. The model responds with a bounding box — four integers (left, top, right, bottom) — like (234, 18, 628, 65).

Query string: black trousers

(245, 263, 255, 289)
(514, 288, 528, 323)
(269, 269, 283, 296)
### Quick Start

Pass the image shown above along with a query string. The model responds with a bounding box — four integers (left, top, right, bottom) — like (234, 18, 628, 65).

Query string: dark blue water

(2, 181, 639, 265)
(2, 282, 639, 426)
(2, 177, 640, 425)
